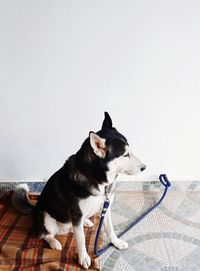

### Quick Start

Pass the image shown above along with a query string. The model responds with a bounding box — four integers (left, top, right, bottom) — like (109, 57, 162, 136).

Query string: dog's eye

(123, 153, 130, 158)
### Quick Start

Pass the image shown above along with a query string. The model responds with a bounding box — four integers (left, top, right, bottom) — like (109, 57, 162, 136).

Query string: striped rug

(0, 192, 101, 271)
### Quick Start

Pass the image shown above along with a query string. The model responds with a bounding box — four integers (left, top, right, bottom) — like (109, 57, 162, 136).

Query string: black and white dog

(13, 112, 146, 269)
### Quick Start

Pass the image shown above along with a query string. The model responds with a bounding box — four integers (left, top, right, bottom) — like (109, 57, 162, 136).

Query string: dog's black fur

(15, 112, 129, 237)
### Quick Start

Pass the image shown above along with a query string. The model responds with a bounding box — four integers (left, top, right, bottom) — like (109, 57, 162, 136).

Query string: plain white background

(0, 0, 200, 181)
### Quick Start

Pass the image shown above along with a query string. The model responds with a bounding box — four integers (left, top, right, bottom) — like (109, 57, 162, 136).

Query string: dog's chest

(79, 185, 106, 218)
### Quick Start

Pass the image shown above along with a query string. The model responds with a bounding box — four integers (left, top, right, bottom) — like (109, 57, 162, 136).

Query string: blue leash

(94, 174, 171, 256)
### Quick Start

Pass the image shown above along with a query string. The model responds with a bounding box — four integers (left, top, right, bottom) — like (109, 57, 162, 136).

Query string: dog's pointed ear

(101, 112, 113, 130)
(89, 132, 106, 158)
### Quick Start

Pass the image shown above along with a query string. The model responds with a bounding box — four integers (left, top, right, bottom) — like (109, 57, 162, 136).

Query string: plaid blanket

(0, 193, 101, 271)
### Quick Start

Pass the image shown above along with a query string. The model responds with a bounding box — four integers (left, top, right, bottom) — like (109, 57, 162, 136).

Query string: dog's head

(89, 112, 146, 183)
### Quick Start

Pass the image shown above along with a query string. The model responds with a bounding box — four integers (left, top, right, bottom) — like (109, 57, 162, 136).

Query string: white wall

(0, 0, 200, 181)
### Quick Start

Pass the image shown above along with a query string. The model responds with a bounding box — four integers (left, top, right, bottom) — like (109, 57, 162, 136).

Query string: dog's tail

(12, 184, 35, 216)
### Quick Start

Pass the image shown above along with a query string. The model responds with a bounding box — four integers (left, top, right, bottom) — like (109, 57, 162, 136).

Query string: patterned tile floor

(101, 181, 200, 271)
(1, 180, 200, 270)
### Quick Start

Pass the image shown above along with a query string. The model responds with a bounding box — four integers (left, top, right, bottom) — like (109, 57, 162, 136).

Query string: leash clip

(101, 199, 110, 217)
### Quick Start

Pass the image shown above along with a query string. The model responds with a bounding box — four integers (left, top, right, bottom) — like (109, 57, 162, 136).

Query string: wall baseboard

(0, 179, 47, 183)
(0, 178, 199, 183)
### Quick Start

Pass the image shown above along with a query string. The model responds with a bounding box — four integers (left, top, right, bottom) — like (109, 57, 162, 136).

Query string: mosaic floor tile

(101, 181, 200, 270)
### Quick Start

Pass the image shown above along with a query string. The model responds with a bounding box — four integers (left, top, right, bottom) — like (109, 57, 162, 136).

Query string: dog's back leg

(41, 211, 62, 250)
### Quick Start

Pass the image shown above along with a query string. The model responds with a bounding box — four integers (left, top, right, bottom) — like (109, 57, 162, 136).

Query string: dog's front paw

(112, 238, 128, 250)
(78, 253, 91, 269)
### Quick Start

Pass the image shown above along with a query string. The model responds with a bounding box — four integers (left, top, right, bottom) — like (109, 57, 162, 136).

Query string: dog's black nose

(140, 165, 146, 172)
